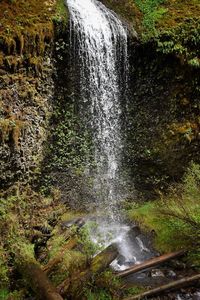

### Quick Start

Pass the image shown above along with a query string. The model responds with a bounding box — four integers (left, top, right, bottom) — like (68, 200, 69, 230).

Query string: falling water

(67, 0, 152, 268)
(67, 0, 128, 209)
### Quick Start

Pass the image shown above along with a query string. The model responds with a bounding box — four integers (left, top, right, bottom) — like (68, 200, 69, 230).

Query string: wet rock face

(126, 42, 200, 197)
(0, 40, 54, 188)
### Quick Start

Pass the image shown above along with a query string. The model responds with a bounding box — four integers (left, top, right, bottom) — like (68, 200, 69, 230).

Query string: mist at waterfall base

(67, 0, 153, 270)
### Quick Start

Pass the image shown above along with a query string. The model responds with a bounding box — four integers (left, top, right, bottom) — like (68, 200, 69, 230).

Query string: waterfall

(67, 0, 128, 213)
(66, 0, 152, 269)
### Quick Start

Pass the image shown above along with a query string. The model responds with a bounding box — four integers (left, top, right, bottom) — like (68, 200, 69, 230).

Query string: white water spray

(67, 0, 151, 268)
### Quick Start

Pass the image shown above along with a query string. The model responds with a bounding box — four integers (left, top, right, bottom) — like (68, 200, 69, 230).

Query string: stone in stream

(127, 225, 141, 238)
(193, 292, 200, 300)
(150, 269, 165, 278)
(166, 269, 177, 278)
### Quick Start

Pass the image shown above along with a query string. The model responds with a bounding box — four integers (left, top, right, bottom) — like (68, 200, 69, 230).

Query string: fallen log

(123, 273, 200, 300)
(19, 260, 64, 300)
(57, 244, 118, 299)
(13, 239, 64, 300)
(43, 238, 77, 275)
(117, 250, 185, 278)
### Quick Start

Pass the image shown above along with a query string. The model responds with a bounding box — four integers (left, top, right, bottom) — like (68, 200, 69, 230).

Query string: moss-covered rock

(102, 0, 200, 64)
(0, 0, 68, 188)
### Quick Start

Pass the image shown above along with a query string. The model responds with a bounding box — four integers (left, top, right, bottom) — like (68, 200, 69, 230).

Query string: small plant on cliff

(135, 0, 167, 35)
(155, 18, 200, 63)
(53, 0, 68, 28)
(48, 103, 94, 171)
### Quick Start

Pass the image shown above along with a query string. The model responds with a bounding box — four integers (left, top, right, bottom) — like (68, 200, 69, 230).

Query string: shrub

(128, 163, 200, 266)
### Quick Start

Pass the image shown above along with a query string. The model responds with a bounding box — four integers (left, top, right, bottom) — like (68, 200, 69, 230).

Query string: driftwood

(117, 250, 185, 278)
(43, 238, 77, 275)
(123, 273, 200, 300)
(57, 244, 118, 298)
(20, 260, 64, 300)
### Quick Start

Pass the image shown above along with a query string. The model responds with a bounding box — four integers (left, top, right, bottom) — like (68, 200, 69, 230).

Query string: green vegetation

(0, 0, 68, 70)
(40, 102, 94, 193)
(84, 269, 122, 300)
(0, 185, 64, 296)
(49, 104, 94, 171)
(85, 289, 112, 300)
(125, 286, 147, 297)
(155, 18, 200, 64)
(49, 249, 86, 286)
(103, 0, 199, 65)
(0, 0, 55, 41)
(77, 222, 104, 263)
(0, 290, 24, 300)
(127, 163, 200, 266)
(135, 0, 167, 35)
(0, 0, 199, 298)
(83, 270, 146, 299)
(0, 118, 28, 147)
(0, 289, 9, 300)
(0, 247, 9, 291)
(54, 0, 69, 25)
(132, 0, 200, 64)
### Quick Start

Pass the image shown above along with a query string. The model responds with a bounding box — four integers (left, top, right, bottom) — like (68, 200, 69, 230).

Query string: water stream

(66, 0, 152, 269)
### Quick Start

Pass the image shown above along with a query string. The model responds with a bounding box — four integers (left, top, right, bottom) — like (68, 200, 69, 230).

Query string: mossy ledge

(101, 0, 200, 66)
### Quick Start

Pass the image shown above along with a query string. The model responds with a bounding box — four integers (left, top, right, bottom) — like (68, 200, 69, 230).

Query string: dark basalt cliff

(0, 0, 199, 199)
(127, 43, 200, 197)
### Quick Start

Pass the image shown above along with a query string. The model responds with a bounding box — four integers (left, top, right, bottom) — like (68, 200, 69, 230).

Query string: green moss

(0, 247, 9, 289)
(0, 185, 67, 290)
(102, 1, 199, 64)
(125, 286, 147, 297)
(0, 0, 55, 39)
(84, 289, 112, 300)
(50, 250, 86, 285)
(100, 0, 142, 32)
(157, 0, 200, 31)
(61, 211, 84, 222)
(0, 289, 9, 300)
(53, 0, 69, 26)
(0, 118, 28, 148)
(155, 18, 200, 64)
(45, 103, 94, 172)
(77, 223, 102, 261)
(135, 0, 167, 35)
(128, 201, 187, 252)
(0, 0, 69, 73)
(0, 289, 24, 300)
(48, 235, 66, 259)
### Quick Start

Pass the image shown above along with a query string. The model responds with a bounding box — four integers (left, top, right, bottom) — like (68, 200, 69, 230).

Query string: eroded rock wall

(0, 3, 55, 188)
